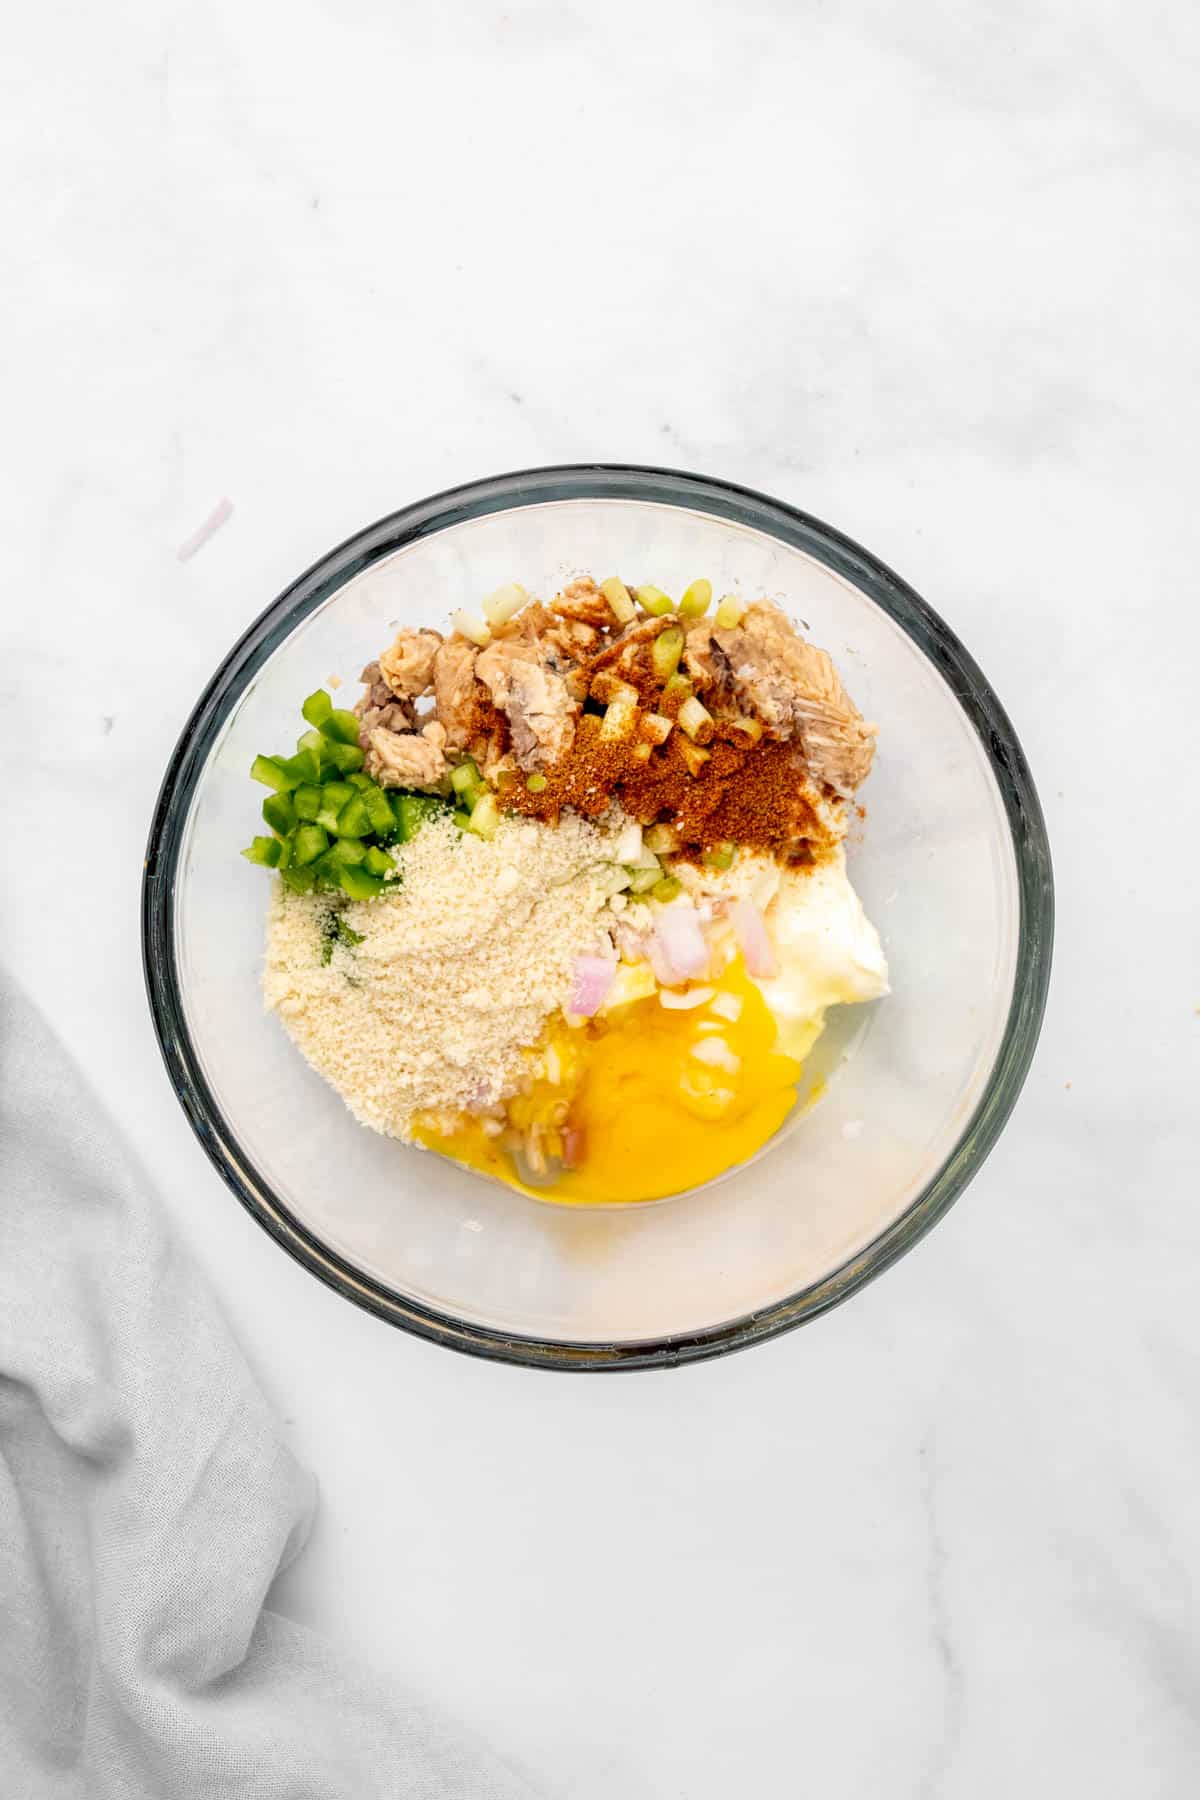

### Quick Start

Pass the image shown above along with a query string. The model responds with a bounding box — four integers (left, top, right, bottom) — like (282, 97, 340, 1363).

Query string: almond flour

(263, 812, 623, 1138)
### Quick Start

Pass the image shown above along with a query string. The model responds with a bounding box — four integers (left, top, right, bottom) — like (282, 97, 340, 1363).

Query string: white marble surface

(7, 2, 1200, 1794)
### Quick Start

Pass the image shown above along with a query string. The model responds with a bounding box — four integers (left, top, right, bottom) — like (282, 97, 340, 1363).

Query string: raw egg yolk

(416, 959, 802, 1206)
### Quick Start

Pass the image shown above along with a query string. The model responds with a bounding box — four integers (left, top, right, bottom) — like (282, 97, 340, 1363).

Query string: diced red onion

(731, 897, 777, 978)
(653, 904, 708, 985)
(568, 954, 616, 1017)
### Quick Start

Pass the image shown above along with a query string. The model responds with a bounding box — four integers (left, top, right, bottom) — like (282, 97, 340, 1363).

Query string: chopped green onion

(262, 792, 295, 836)
(466, 792, 500, 839)
(450, 758, 482, 796)
(362, 845, 394, 877)
(302, 689, 333, 727)
(291, 823, 330, 866)
(599, 576, 636, 624)
(714, 594, 747, 629)
(703, 843, 737, 871)
(678, 579, 712, 618)
(323, 738, 365, 774)
(525, 772, 548, 793)
(678, 696, 714, 741)
(652, 876, 682, 902)
(338, 863, 385, 901)
(482, 582, 528, 627)
(635, 585, 674, 616)
(250, 754, 293, 792)
(321, 707, 364, 746)
(662, 673, 693, 707)
(644, 822, 680, 854)
(336, 794, 371, 839)
(652, 626, 684, 681)
(241, 835, 282, 867)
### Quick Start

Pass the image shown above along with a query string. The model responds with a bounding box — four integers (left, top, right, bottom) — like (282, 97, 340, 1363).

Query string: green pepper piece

(276, 832, 294, 871)
(317, 780, 354, 833)
(336, 794, 371, 838)
(323, 738, 365, 774)
(278, 746, 322, 786)
(293, 783, 321, 822)
(297, 728, 325, 757)
(250, 754, 293, 792)
(452, 809, 472, 832)
(364, 784, 397, 836)
(362, 846, 393, 877)
(301, 689, 333, 728)
(262, 791, 296, 836)
(347, 771, 373, 790)
(338, 863, 384, 901)
(321, 708, 364, 746)
(391, 793, 441, 841)
(241, 835, 282, 867)
(281, 863, 317, 894)
(292, 823, 330, 866)
(325, 836, 366, 867)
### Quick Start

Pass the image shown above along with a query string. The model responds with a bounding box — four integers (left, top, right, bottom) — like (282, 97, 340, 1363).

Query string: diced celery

(363, 845, 393, 877)
(321, 707, 364, 746)
(250, 754, 292, 791)
(339, 863, 384, 901)
(452, 809, 472, 832)
(336, 794, 371, 838)
(625, 863, 661, 894)
(525, 772, 547, 793)
(301, 689, 333, 727)
(292, 824, 329, 866)
(364, 785, 397, 835)
(635, 585, 673, 616)
(466, 792, 500, 839)
(241, 835, 282, 867)
(678, 579, 712, 619)
(323, 738, 365, 774)
(262, 792, 295, 836)
(652, 876, 682, 902)
(293, 783, 321, 822)
(652, 626, 684, 681)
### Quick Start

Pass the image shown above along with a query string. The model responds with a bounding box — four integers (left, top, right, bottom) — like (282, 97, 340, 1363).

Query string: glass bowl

(142, 466, 1053, 1370)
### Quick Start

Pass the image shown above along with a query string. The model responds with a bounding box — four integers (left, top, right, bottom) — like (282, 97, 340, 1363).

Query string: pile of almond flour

(263, 812, 623, 1138)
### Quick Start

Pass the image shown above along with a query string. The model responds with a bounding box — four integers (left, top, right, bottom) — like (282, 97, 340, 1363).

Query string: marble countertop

(8, 2, 1199, 1794)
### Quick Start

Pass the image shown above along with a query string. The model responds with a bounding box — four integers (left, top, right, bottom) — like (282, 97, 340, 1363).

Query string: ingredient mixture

(243, 576, 889, 1205)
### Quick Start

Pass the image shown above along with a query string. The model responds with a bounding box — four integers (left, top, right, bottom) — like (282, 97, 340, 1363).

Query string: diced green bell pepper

(321, 708, 364, 747)
(362, 845, 393, 877)
(317, 780, 354, 833)
(279, 746, 322, 786)
(323, 738, 365, 774)
(262, 791, 296, 835)
(323, 836, 366, 867)
(250, 754, 293, 792)
(281, 863, 317, 894)
(347, 771, 373, 790)
(336, 794, 371, 838)
(363, 784, 397, 836)
(291, 823, 330, 866)
(338, 863, 385, 901)
(241, 835, 282, 867)
(301, 689, 333, 728)
(394, 793, 447, 842)
(292, 783, 322, 822)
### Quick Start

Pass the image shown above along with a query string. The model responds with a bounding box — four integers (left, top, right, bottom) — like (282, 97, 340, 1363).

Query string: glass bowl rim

(142, 462, 1054, 1372)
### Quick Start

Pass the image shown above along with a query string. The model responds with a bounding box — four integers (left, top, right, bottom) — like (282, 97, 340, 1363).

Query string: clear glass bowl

(143, 467, 1053, 1369)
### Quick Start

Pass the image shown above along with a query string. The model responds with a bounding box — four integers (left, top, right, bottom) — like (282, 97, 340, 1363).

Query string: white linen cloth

(0, 970, 536, 1800)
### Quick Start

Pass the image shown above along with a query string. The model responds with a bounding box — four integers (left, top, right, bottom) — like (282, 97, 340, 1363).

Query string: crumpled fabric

(0, 968, 536, 1800)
